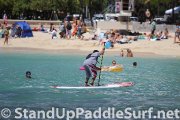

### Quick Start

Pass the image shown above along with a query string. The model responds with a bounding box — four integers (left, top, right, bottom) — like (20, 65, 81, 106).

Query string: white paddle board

(51, 82, 133, 89)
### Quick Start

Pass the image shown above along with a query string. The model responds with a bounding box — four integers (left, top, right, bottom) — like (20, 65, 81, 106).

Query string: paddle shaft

(98, 55, 103, 86)
(98, 45, 105, 86)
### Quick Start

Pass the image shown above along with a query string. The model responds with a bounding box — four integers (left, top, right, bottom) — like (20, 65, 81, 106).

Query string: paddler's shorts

(84, 65, 97, 79)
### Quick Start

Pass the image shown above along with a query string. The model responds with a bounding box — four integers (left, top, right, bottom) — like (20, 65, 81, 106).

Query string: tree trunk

(172, 0, 175, 24)
(88, 0, 93, 27)
(157, 0, 160, 16)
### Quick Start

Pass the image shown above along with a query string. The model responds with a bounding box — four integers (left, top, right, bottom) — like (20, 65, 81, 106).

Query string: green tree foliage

(0, 0, 179, 20)
(0, 0, 113, 20)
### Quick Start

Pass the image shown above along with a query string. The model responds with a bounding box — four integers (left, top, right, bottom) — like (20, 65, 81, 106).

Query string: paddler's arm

(100, 47, 105, 55)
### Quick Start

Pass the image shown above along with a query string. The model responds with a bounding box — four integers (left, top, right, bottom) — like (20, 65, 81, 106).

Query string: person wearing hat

(83, 47, 105, 86)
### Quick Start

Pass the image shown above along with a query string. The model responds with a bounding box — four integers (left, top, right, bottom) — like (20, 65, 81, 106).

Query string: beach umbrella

(165, 6, 180, 14)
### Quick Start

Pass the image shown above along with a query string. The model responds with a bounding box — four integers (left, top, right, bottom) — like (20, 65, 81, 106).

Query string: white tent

(165, 6, 180, 14)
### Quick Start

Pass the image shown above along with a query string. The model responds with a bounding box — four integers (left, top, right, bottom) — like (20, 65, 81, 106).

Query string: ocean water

(0, 52, 180, 119)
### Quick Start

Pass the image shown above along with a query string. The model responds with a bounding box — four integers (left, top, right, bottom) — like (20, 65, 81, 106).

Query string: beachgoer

(0, 26, 5, 38)
(10, 24, 16, 37)
(3, 13, 8, 26)
(15, 25, 22, 38)
(156, 31, 163, 40)
(26, 71, 31, 79)
(50, 23, 54, 32)
(83, 48, 105, 86)
(150, 19, 156, 35)
(133, 62, 137, 67)
(59, 23, 66, 38)
(40, 24, 45, 31)
(72, 19, 78, 37)
(66, 20, 72, 39)
(77, 21, 82, 39)
(92, 34, 97, 40)
(117, 35, 129, 44)
(127, 49, 133, 57)
(120, 50, 124, 57)
(101, 60, 123, 72)
(174, 26, 180, 43)
(4, 26, 9, 45)
(112, 60, 117, 66)
(51, 28, 57, 39)
(163, 28, 169, 39)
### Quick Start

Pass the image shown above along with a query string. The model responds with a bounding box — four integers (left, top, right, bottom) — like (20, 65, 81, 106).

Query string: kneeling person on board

(83, 48, 105, 86)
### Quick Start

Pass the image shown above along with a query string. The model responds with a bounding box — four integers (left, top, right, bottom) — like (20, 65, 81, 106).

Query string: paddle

(98, 44, 105, 86)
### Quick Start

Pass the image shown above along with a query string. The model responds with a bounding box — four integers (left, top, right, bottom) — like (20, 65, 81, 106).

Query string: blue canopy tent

(14, 21, 33, 37)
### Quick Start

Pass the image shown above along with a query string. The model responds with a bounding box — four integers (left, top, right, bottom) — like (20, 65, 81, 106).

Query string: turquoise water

(0, 52, 180, 119)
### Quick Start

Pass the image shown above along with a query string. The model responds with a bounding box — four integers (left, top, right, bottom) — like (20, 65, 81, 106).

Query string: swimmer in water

(133, 62, 137, 67)
(26, 71, 32, 79)
(102, 60, 123, 71)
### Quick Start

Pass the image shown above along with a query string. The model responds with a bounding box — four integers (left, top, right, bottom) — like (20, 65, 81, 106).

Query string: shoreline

(0, 47, 179, 58)
(0, 30, 180, 58)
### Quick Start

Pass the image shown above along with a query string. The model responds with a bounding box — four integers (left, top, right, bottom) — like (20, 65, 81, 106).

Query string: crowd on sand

(94, 20, 180, 49)
(33, 18, 88, 40)
(0, 17, 180, 56)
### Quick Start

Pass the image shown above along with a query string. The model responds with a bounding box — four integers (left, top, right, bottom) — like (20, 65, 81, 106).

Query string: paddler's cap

(93, 50, 99, 53)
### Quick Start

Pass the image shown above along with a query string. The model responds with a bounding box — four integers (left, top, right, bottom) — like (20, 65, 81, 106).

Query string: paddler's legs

(85, 77, 89, 86)
(90, 70, 97, 86)
(90, 77, 96, 86)
(84, 65, 91, 86)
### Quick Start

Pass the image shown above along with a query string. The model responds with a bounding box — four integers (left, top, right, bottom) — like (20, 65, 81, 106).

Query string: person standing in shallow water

(120, 50, 124, 57)
(127, 49, 133, 57)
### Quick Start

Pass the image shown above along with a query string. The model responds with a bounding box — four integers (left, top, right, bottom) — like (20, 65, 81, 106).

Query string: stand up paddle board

(51, 82, 133, 89)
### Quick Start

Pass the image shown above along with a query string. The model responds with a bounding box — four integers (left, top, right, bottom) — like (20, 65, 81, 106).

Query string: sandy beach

(0, 31, 180, 57)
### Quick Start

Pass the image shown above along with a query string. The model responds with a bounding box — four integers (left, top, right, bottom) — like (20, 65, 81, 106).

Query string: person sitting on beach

(156, 31, 163, 40)
(127, 49, 133, 57)
(92, 34, 98, 40)
(156, 28, 169, 40)
(116, 35, 129, 44)
(83, 48, 105, 86)
(15, 25, 22, 38)
(174, 26, 180, 43)
(51, 28, 57, 39)
(162, 28, 169, 39)
(108, 34, 116, 48)
(39, 24, 45, 32)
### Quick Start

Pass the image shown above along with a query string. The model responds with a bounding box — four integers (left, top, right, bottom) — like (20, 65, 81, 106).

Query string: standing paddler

(83, 47, 105, 86)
